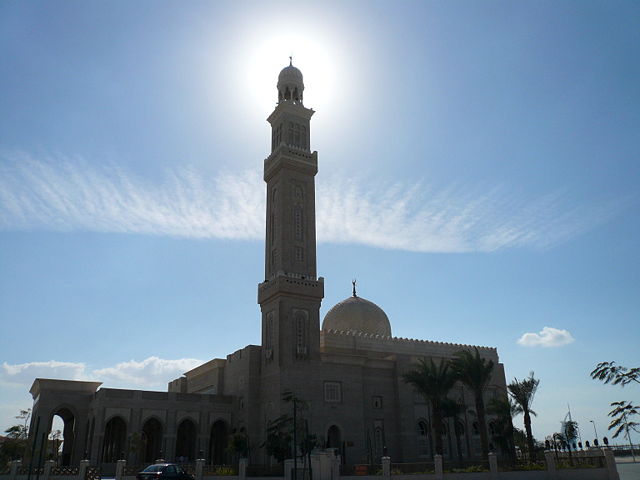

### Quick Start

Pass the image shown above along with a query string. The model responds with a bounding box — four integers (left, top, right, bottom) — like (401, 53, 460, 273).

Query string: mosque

(28, 62, 508, 468)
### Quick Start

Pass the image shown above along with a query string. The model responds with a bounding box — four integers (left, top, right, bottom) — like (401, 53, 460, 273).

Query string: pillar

(115, 459, 126, 480)
(381, 456, 390, 480)
(195, 458, 205, 480)
(43, 460, 55, 480)
(544, 451, 557, 479)
(10, 460, 21, 480)
(434, 454, 443, 480)
(603, 448, 620, 480)
(238, 458, 248, 480)
(488, 452, 498, 479)
(78, 459, 90, 480)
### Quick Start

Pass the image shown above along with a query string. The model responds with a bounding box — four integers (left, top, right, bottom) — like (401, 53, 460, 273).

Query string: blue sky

(1, 0, 639, 445)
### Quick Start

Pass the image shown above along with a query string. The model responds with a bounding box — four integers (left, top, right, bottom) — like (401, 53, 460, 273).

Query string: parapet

(320, 329, 498, 359)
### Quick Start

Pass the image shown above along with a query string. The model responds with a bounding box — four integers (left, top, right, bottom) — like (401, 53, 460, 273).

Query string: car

(136, 464, 194, 480)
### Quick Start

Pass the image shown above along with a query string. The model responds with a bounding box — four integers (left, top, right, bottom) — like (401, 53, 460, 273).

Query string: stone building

(28, 62, 508, 467)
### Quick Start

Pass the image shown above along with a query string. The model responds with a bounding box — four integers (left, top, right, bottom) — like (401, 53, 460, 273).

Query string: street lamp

(590, 420, 599, 445)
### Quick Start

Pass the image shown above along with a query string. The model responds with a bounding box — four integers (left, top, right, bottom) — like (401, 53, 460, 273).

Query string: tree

(607, 401, 639, 462)
(487, 397, 516, 461)
(1, 409, 32, 467)
(441, 399, 465, 462)
(561, 420, 579, 466)
(450, 347, 494, 460)
(508, 372, 540, 462)
(403, 358, 457, 456)
(591, 362, 639, 387)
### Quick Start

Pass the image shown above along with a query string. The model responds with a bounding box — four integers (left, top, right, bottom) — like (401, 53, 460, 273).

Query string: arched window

(417, 420, 429, 456)
(175, 419, 197, 462)
(265, 312, 274, 360)
(294, 206, 304, 241)
(102, 416, 127, 463)
(295, 311, 308, 357)
(327, 425, 341, 450)
(142, 418, 163, 462)
(210, 420, 229, 465)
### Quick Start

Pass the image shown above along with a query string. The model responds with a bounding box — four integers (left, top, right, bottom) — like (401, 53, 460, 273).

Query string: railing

(442, 459, 489, 473)
(340, 464, 381, 476)
(85, 466, 101, 480)
(18, 467, 44, 475)
(245, 464, 283, 477)
(389, 462, 435, 474)
(51, 466, 80, 475)
(202, 465, 236, 476)
(497, 459, 547, 471)
(556, 455, 605, 469)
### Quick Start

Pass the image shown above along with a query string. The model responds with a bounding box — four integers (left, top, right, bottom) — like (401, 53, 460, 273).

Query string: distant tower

(258, 61, 324, 369)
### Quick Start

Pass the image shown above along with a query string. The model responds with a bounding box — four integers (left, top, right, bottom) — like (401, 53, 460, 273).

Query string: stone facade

(27, 62, 509, 467)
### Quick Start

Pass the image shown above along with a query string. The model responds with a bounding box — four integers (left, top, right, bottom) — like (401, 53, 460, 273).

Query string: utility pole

(589, 420, 598, 445)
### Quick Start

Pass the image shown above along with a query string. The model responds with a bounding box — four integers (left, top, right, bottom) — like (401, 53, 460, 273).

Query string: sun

(226, 17, 354, 119)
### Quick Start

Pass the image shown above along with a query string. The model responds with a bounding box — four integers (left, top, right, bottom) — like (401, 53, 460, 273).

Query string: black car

(136, 464, 194, 480)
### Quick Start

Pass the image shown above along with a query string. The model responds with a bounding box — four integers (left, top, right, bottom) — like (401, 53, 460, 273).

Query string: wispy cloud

(517, 326, 575, 347)
(1, 357, 203, 390)
(0, 152, 625, 252)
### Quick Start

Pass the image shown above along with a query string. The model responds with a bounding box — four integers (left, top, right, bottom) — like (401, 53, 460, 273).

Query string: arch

(326, 425, 341, 450)
(176, 418, 197, 462)
(49, 406, 77, 466)
(210, 420, 229, 465)
(416, 420, 430, 456)
(102, 416, 127, 463)
(142, 417, 163, 462)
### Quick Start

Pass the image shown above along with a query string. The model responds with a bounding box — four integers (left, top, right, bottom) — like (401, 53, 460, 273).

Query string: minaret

(257, 60, 324, 367)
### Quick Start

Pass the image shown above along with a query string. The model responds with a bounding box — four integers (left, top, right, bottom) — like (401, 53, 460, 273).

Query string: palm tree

(441, 398, 465, 461)
(508, 372, 540, 462)
(450, 347, 494, 460)
(487, 397, 516, 462)
(403, 358, 458, 456)
(608, 401, 639, 462)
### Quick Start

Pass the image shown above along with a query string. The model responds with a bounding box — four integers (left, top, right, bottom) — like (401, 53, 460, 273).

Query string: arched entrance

(175, 419, 197, 462)
(49, 408, 75, 466)
(142, 418, 163, 462)
(210, 420, 229, 465)
(102, 416, 127, 463)
(327, 425, 341, 450)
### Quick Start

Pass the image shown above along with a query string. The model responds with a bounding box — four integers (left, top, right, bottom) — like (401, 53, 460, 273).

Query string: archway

(416, 420, 430, 456)
(327, 425, 341, 450)
(102, 416, 127, 463)
(210, 420, 228, 465)
(175, 419, 197, 462)
(49, 408, 75, 466)
(142, 418, 163, 462)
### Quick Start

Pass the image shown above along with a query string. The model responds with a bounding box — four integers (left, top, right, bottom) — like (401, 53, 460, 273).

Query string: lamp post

(590, 420, 599, 445)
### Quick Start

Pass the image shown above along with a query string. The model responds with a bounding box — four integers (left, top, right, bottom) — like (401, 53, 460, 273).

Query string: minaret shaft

(257, 63, 323, 368)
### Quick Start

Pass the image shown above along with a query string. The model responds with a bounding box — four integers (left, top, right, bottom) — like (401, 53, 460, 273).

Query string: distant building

(29, 62, 508, 467)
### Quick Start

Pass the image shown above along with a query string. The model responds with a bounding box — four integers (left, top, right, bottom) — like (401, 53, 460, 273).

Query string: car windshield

(142, 466, 165, 473)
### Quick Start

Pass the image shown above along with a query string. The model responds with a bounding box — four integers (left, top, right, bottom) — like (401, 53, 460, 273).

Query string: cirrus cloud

(0, 152, 629, 253)
(517, 326, 575, 348)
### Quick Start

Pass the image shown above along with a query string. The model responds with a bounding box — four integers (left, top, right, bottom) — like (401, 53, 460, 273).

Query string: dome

(322, 286, 392, 337)
(277, 59, 304, 104)
(278, 64, 303, 86)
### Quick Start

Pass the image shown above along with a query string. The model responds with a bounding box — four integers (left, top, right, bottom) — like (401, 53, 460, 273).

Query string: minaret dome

(277, 57, 304, 104)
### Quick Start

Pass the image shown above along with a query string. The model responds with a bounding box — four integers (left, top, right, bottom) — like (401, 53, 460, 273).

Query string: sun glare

(228, 17, 354, 118)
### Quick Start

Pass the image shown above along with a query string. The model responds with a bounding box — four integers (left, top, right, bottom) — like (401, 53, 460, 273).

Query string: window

(372, 396, 383, 409)
(417, 421, 429, 455)
(295, 246, 304, 262)
(294, 206, 303, 240)
(324, 382, 341, 403)
(295, 311, 307, 357)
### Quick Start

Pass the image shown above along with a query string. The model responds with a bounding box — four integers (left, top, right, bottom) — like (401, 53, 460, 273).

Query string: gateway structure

(29, 62, 508, 467)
